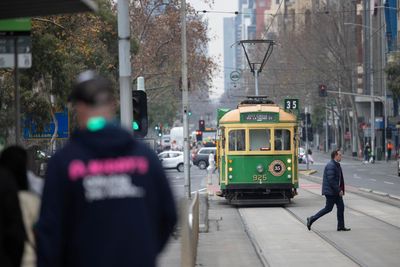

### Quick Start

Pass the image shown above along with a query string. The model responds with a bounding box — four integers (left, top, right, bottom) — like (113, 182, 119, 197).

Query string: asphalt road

(303, 150, 400, 197)
(164, 165, 208, 201)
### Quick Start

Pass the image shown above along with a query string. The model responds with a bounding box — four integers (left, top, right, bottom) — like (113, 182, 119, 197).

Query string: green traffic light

(133, 121, 139, 130)
(188, 111, 192, 116)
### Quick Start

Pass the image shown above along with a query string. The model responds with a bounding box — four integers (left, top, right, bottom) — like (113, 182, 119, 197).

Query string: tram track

(237, 204, 364, 267)
(301, 185, 400, 231)
(283, 207, 364, 267)
(236, 207, 270, 267)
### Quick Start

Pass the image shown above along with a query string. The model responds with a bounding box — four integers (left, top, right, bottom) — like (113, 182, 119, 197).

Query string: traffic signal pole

(305, 107, 309, 170)
(118, 0, 133, 130)
(181, 0, 191, 199)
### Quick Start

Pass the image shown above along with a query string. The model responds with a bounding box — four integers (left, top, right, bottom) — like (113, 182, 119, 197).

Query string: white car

(158, 150, 184, 172)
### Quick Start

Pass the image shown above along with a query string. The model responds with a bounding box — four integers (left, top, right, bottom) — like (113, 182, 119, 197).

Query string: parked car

(193, 147, 216, 169)
(158, 150, 185, 172)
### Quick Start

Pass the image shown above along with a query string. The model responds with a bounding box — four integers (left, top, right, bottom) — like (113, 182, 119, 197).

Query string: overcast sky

(187, 0, 238, 98)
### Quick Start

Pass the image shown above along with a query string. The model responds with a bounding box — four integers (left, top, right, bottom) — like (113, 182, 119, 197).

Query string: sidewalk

(317, 148, 399, 164)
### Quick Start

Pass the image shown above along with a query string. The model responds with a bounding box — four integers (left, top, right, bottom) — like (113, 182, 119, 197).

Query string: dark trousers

(310, 195, 345, 229)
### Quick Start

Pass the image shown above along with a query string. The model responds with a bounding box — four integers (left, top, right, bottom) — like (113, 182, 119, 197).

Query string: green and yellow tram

(216, 96, 299, 204)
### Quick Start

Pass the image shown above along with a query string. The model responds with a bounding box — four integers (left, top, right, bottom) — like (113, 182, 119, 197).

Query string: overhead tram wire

(196, 7, 399, 17)
(264, 0, 283, 33)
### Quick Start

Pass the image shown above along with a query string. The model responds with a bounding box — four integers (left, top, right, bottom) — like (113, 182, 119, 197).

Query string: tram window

(249, 129, 271, 151)
(274, 129, 291, 150)
(228, 130, 245, 151)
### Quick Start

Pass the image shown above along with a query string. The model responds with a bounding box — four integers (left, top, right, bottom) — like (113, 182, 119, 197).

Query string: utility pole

(118, 0, 133, 130)
(379, 1, 388, 161)
(181, 0, 191, 199)
(14, 37, 20, 144)
(364, 0, 374, 162)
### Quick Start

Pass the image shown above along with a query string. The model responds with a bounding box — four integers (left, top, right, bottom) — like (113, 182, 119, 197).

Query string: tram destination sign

(240, 112, 278, 123)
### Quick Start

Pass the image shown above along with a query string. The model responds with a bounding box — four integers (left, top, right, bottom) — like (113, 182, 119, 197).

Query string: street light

(238, 40, 275, 96)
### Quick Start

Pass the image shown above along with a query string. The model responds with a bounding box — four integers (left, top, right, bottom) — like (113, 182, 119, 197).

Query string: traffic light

(301, 127, 314, 142)
(319, 84, 327, 97)
(195, 130, 203, 142)
(154, 124, 162, 137)
(199, 120, 205, 132)
(188, 110, 192, 116)
(306, 113, 311, 124)
(132, 90, 148, 138)
(307, 127, 313, 141)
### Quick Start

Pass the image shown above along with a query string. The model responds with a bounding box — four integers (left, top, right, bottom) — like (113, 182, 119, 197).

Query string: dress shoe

(306, 217, 312, 231)
(337, 227, 351, 231)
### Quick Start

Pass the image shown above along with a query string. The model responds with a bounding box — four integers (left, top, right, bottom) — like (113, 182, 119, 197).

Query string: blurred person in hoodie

(36, 71, 177, 267)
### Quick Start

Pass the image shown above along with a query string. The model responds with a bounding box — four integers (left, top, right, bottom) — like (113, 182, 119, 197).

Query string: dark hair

(68, 70, 115, 106)
(0, 145, 28, 191)
(331, 149, 340, 160)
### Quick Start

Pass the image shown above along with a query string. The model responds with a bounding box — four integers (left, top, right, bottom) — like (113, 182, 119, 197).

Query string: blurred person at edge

(36, 71, 177, 267)
(0, 156, 26, 267)
(0, 146, 41, 267)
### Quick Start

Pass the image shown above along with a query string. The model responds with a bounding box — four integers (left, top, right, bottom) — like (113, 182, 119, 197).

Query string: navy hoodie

(36, 125, 177, 267)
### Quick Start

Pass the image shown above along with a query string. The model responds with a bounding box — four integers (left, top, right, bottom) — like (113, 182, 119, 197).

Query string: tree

(129, 0, 217, 126)
(386, 53, 400, 98)
(0, 0, 119, 148)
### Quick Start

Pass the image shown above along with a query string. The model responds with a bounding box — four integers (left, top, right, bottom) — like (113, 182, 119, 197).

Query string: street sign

(0, 53, 31, 68)
(284, 99, 299, 110)
(0, 36, 32, 68)
(23, 110, 69, 139)
(0, 19, 32, 69)
(0, 18, 31, 36)
(230, 71, 241, 81)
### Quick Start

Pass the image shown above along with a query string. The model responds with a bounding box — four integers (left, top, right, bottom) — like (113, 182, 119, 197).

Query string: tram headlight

(229, 175, 233, 179)
(288, 174, 292, 179)
(228, 159, 233, 163)
(287, 166, 292, 171)
(256, 164, 264, 173)
(287, 159, 292, 164)
(228, 167, 233, 172)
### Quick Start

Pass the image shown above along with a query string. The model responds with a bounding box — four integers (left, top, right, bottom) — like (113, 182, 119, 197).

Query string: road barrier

(180, 191, 199, 267)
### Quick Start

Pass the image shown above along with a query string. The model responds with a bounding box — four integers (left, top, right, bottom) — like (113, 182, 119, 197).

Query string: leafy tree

(386, 53, 400, 98)
(130, 0, 217, 127)
(0, 0, 119, 147)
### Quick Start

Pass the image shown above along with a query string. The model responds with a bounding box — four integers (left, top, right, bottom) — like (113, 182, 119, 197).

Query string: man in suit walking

(306, 149, 351, 231)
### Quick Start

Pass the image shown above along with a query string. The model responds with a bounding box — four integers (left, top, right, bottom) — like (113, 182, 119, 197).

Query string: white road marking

(384, 181, 394, 185)
(192, 188, 207, 194)
(369, 178, 377, 182)
(353, 174, 362, 179)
